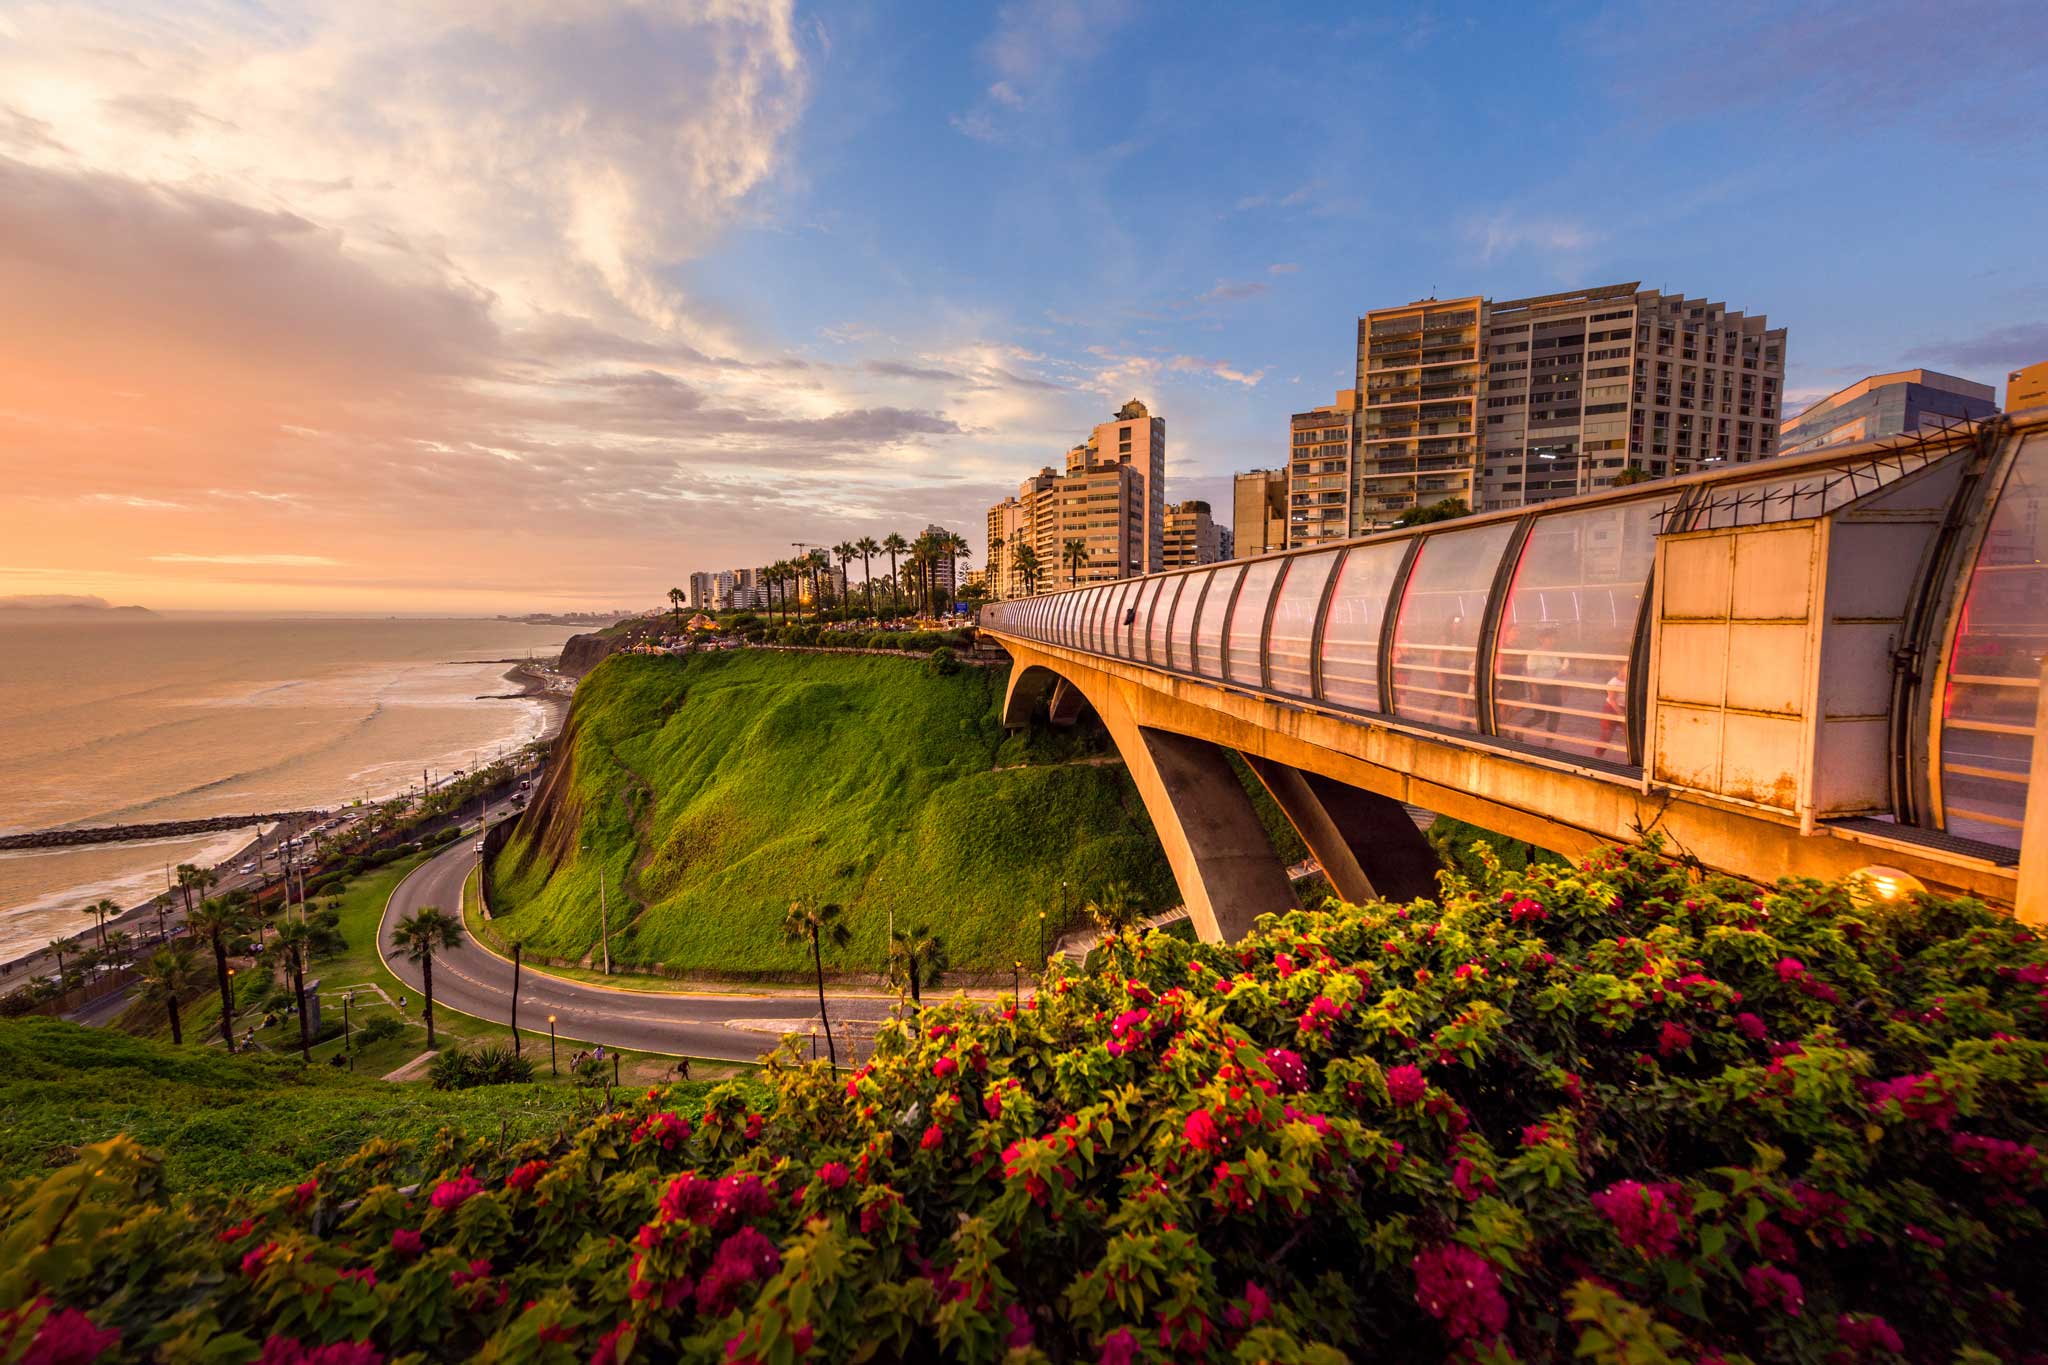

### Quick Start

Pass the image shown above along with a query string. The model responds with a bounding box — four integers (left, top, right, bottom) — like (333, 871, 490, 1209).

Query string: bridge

(981, 412, 2048, 942)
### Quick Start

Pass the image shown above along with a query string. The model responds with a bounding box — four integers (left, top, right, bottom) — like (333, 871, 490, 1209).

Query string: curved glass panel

(1148, 576, 1183, 664)
(1226, 560, 1284, 686)
(1268, 550, 1339, 698)
(1131, 577, 1165, 662)
(1391, 522, 1516, 729)
(1319, 542, 1405, 711)
(1493, 500, 1659, 762)
(1942, 432, 2048, 846)
(1169, 571, 1211, 671)
(1088, 586, 1111, 652)
(1194, 564, 1245, 678)
(1110, 579, 1140, 657)
(1077, 587, 1098, 651)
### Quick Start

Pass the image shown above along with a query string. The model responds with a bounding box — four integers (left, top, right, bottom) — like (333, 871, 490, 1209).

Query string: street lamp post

(580, 841, 611, 976)
(1013, 960, 1022, 1003)
(343, 992, 354, 1071)
(548, 1015, 558, 1075)
(1036, 911, 1046, 963)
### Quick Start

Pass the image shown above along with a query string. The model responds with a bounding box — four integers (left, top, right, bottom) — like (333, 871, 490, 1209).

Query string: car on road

(238, 863, 257, 874)
(474, 841, 485, 853)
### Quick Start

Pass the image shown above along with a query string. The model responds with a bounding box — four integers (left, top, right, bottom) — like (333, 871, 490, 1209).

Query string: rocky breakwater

(0, 811, 326, 852)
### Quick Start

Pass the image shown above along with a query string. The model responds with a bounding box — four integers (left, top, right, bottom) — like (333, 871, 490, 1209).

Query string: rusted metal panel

(1653, 705, 1722, 791)
(1660, 536, 1732, 619)
(1725, 623, 1809, 716)
(1657, 621, 1732, 707)
(1732, 525, 1819, 621)
(1721, 712, 1807, 809)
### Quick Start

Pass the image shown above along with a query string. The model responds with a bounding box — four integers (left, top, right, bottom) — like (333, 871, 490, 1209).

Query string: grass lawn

(159, 849, 752, 1077)
(490, 651, 1253, 978)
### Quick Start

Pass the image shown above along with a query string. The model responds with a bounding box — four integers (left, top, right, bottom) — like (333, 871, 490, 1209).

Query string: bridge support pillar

(1127, 727, 1298, 942)
(1243, 755, 1441, 906)
(1047, 678, 1087, 729)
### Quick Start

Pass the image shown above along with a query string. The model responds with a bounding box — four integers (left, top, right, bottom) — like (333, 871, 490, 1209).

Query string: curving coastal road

(376, 835, 901, 1062)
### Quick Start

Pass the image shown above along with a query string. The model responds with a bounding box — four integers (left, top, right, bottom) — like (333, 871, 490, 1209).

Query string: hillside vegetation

(0, 1018, 593, 1194)
(490, 650, 1193, 976)
(11, 845, 2048, 1362)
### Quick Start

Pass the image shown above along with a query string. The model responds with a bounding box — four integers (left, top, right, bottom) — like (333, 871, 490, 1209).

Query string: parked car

(238, 863, 257, 875)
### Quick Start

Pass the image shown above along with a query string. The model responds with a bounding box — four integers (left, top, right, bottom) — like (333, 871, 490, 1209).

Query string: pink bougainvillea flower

(1385, 1064, 1428, 1106)
(429, 1167, 484, 1211)
(920, 1124, 944, 1151)
(1184, 1108, 1221, 1151)
(1264, 1047, 1309, 1093)
(1658, 1021, 1694, 1057)
(1776, 957, 1807, 982)
(1097, 1327, 1139, 1365)
(1836, 1313, 1905, 1356)
(1412, 1244, 1507, 1340)
(1734, 1012, 1769, 1040)
(932, 1056, 958, 1079)
(258, 1336, 384, 1365)
(1591, 1180, 1686, 1258)
(1744, 1263, 1805, 1316)
(505, 1160, 549, 1192)
(389, 1228, 424, 1260)
(21, 1305, 120, 1365)
(816, 1161, 849, 1190)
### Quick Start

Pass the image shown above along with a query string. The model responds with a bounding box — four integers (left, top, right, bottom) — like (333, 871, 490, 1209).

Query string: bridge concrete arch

(1002, 649, 1440, 943)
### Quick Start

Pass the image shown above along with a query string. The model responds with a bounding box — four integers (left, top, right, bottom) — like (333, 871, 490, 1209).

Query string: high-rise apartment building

(688, 571, 715, 610)
(985, 495, 1030, 599)
(1293, 283, 1788, 537)
(1778, 369, 1996, 455)
(2008, 360, 2048, 413)
(1233, 469, 1288, 557)
(1162, 499, 1231, 568)
(922, 523, 959, 600)
(984, 400, 1165, 594)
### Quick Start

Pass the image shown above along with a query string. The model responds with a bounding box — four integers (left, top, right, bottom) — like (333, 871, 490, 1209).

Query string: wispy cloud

(83, 494, 183, 510)
(1907, 322, 2048, 374)
(1203, 279, 1272, 302)
(1460, 211, 1599, 264)
(149, 554, 341, 567)
(950, 0, 1136, 138)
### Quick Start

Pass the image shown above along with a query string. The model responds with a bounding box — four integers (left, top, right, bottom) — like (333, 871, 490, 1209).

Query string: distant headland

(0, 594, 156, 618)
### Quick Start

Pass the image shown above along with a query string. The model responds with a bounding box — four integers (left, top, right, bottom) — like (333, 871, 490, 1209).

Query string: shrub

(353, 1013, 404, 1046)
(427, 1044, 537, 1091)
(19, 842, 2048, 1362)
(926, 645, 959, 676)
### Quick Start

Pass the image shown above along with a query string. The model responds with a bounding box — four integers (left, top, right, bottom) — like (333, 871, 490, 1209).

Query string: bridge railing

(985, 420, 2046, 849)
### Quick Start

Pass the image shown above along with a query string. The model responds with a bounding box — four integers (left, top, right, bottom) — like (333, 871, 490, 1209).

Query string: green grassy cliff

(0, 1018, 592, 1194)
(490, 650, 1185, 977)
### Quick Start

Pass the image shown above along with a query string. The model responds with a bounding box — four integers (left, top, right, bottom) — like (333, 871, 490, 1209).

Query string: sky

(1, 0, 2044, 613)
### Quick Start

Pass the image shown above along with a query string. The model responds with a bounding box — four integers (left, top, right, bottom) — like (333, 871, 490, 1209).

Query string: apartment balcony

(1368, 388, 1422, 406)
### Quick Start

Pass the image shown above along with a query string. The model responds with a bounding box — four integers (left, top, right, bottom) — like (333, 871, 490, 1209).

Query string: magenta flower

(389, 1228, 424, 1260)
(932, 1056, 958, 1079)
(1411, 1244, 1507, 1339)
(1658, 1021, 1693, 1057)
(1734, 1012, 1768, 1040)
(23, 1305, 120, 1365)
(240, 1243, 275, 1279)
(1097, 1327, 1139, 1365)
(1185, 1107, 1222, 1151)
(695, 1226, 783, 1315)
(1836, 1313, 1904, 1356)
(1776, 957, 1807, 982)
(920, 1124, 944, 1151)
(1591, 1180, 1686, 1258)
(1385, 1063, 1428, 1106)
(1744, 1263, 1805, 1316)
(429, 1167, 484, 1211)
(1264, 1047, 1310, 1093)
(259, 1337, 384, 1365)
(1004, 1304, 1034, 1348)
(1520, 1123, 1550, 1148)
(504, 1159, 549, 1192)
(817, 1161, 849, 1190)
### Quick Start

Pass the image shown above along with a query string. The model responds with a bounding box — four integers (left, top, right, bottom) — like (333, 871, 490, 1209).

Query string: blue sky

(3, 0, 2044, 609)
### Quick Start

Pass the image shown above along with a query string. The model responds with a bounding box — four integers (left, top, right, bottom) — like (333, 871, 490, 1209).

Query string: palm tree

(186, 895, 250, 1050)
(274, 921, 315, 1062)
(667, 586, 686, 633)
(783, 899, 851, 1072)
(1085, 880, 1148, 934)
(882, 533, 909, 613)
(45, 939, 70, 988)
(175, 863, 216, 934)
(807, 549, 830, 615)
(81, 897, 116, 949)
(947, 532, 971, 611)
(855, 536, 880, 616)
(1014, 543, 1042, 595)
(1063, 538, 1088, 588)
(392, 906, 461, 1048)
(988, 534, 1004, 602)
(139, 945, 198, 1046)
(884, 926, 948, 1009)
(104, 930, 133, 969)
(833, 543, 857, 621)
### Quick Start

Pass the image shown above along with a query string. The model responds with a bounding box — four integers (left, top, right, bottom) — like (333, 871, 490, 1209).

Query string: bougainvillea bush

(6, 840, 2048, 1363)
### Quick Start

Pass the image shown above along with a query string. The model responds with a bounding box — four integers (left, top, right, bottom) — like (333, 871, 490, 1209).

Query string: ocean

(0, 616, 576, 961)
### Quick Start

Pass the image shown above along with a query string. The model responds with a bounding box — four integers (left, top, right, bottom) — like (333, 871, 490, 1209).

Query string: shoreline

(0, 650, 569, 981)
